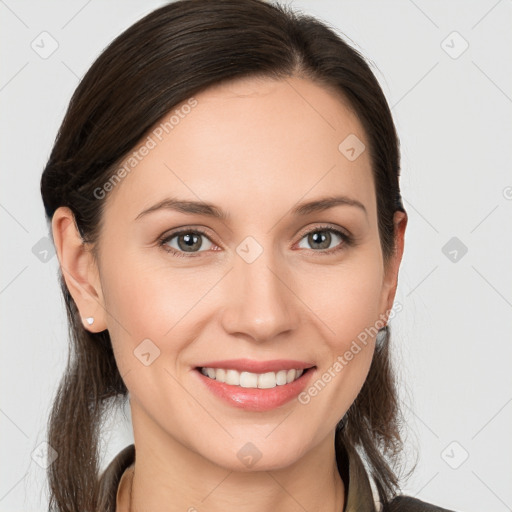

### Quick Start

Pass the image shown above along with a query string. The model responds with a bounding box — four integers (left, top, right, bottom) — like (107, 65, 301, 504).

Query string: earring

(375, 325, 388, 350)
(85, 317, 95, 326)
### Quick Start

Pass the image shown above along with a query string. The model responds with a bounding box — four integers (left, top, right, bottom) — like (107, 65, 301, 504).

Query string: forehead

(102, 75, 375, 224)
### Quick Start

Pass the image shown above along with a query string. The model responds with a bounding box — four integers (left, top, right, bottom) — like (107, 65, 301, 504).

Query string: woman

(40, 0, 458, 510)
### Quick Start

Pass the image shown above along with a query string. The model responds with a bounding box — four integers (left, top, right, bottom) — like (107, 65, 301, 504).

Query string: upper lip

(196, 358, 316, 374)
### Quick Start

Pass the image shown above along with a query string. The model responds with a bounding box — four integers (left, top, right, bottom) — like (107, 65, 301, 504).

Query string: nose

(219, 244, 299, 344)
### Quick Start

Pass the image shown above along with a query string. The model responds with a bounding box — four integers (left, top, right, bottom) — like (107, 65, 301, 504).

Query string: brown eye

(160, 229, 213, 257)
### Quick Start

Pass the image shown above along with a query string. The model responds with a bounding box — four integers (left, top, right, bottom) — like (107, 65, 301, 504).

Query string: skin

(52, 75, 407, 512)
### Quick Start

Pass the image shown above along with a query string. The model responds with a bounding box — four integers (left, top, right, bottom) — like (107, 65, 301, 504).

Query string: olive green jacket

(98, 443, 457, 511)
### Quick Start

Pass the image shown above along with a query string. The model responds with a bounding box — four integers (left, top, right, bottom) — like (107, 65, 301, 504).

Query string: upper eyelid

(296, 224, 349, 239)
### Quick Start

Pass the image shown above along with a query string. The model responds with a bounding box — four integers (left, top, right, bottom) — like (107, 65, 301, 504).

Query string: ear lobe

(380, 210, 407, 319)
(51, 206, 107, 332)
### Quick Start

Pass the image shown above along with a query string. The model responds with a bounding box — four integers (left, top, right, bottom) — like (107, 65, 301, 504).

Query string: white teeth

(240, 372, 258, 388)
(200, 367, 307, 388)
(257, 372, 276, 389)
(276, 370, 288, 385)
(225, 369, 240, 386)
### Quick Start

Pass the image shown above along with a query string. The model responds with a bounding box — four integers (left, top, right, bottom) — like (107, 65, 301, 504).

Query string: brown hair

(41, 1, 408, 510)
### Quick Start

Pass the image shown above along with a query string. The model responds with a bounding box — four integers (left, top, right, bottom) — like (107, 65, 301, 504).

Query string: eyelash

(158, 225, 354, 259)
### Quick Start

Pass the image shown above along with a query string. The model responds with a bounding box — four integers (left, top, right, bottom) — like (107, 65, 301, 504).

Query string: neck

(128, 404, 345, 512)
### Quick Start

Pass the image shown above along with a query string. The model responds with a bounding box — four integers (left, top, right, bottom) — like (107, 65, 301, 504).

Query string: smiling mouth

(195, 366, 315, 389)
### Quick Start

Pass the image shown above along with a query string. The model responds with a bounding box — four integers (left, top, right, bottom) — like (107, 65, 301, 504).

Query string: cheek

(300, 250, 384, 348)
(296, 251, 383, 405)
(99, 256, 205, 416)
(101, 242, 201, 327)
(99, 249, 230, 382)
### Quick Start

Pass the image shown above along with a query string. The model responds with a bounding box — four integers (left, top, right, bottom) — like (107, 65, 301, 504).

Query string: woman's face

(63, 76, 406, 471)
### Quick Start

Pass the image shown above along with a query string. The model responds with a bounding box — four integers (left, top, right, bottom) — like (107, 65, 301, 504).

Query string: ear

(51, 206, 107, 332)
(379, 210, 407, 322)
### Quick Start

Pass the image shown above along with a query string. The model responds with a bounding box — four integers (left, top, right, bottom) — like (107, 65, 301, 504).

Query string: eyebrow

(134, 195, 367, 221)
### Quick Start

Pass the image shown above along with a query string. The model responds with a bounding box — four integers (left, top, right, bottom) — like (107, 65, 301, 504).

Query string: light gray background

(1, 1, 511, 511)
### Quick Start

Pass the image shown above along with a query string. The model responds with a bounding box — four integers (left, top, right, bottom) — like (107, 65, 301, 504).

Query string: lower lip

(194, 367, 316, 412)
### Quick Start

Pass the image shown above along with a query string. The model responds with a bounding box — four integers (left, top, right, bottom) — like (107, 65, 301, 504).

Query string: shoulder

(384, 495, 460, 512)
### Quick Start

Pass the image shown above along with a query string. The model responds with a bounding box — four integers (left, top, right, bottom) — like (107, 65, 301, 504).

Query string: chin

(201, 437, 310, 473)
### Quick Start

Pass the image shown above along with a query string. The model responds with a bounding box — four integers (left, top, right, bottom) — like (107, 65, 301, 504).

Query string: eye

(296, 225, 352, 255)
(159, 228, 214, 258)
